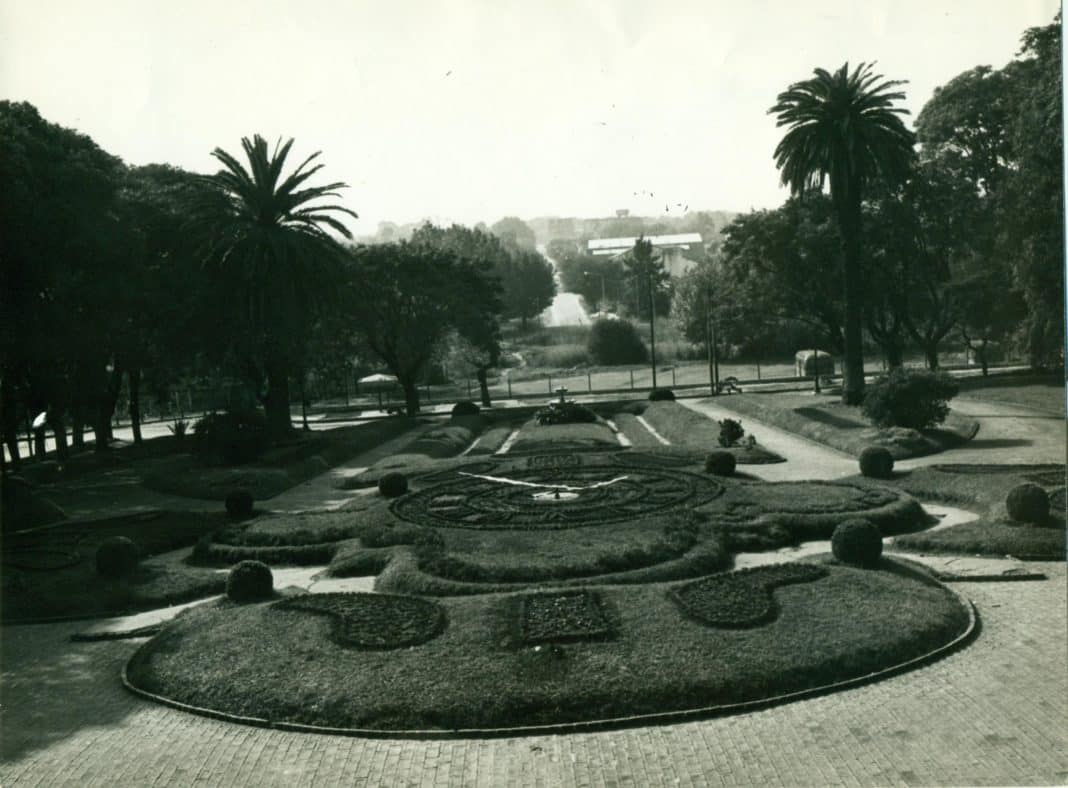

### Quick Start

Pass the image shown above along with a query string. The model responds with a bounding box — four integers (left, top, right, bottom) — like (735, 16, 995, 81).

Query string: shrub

(831, 519, 883, 568)
(451, 401, 480, 418)
(859, 447, 894, 479)
(587, 318, 648, 365)
(225, 489, 254, 521)
(648, 388, 675, 401)
(534, 401, 597, 425)
(1006, 483, 1050, 523)
(96, 536, 140, 578)
(704, 450, 736, 476)
(379, 472, 408, 498)
(860, 369, 959, 430)
(719, 418, 744, 447)
(193, 409, 267, 465)
(226, 560, 274, 602)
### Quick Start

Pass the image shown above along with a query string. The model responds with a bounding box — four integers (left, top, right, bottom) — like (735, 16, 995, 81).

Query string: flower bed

(518, 590, 613, 644)
(273, 592, 445, 649)
(671, 563, 828, 628)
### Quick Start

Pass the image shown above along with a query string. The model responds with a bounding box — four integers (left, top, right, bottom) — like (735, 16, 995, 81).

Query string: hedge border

(122, 559, 978, 740)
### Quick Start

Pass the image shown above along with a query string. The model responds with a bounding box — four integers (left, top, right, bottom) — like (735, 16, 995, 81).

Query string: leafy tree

(191, 135, 357, 438)
(489, 216, 537, 250)
(500, 249, 556, 326)
(345, 242, 501, 415)
(770, 63, 916, 403)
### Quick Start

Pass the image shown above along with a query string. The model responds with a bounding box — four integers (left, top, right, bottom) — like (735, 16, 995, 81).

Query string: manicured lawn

(1, 511, 229, 622)
(126, 557, 970, 732)
(635, 401, 785, 463)
(882, 464, 1065, 559)
(716, 392, 979, 459)
(956, 373, 1065, 415)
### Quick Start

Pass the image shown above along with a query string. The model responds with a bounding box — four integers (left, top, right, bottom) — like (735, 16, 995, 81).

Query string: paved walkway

(2, 396, 1066, 786)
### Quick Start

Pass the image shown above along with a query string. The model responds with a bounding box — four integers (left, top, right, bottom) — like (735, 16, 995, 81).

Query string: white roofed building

(586, 233, 703, 277)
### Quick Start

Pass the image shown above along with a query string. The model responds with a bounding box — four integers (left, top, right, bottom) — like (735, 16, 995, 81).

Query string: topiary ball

(96, 536, 140, 578)
(1006, 483, 1050, 523)
(648, 388, 676, 402)
(858, 446, 894, 479)
(225, 488, 254, 520)
(451, 400, 480, 417)
(379, 472, 408, 498)
(831, 519, 883, 568)
(704, 450, 736, 476)
(226, 560, 274, 602)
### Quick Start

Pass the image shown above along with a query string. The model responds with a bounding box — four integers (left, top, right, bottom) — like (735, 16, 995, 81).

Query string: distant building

(586, 233, 703, 277)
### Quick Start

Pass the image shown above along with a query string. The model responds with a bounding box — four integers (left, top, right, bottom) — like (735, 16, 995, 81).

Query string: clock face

(392, 463, 725, 530)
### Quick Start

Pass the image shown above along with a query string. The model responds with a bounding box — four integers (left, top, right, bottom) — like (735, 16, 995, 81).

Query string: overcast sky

(1, 1, 1059, 235)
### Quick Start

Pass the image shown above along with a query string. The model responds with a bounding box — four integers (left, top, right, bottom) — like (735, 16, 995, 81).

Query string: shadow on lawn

(0, 625, 145, 763)
(966, 438, 1034, 450)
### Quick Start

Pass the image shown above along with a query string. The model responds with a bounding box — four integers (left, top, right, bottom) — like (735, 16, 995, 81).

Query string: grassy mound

(508, 421, 621, 454)
(638, 401, 786, 464)
(885, 464, 1065, 559)
(126, 559, 970, 733)
(2, 511, 228, 621)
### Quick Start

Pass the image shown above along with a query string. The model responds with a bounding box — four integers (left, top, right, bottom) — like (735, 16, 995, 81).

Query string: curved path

(3, 401, 1067, 785)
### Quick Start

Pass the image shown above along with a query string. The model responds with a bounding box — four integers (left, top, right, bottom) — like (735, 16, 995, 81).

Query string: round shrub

(225, 488, 254, 521)
(451, 401, 480, 418)
(379, 472, 408, 498)
(831, 519, 883, 568)
(858, 446, 894, 479)
(226, 560, 274, 602)
(648, 388, 675, 402)
(1006, 483, 1050, 523)
(587, 318, 648, 365)
(718, 418, 744, 448)
(96, 536, 140, 578)
(860, 369, 959, 430)
(193, 409, 267, 465)
(704, 450, 736, 477)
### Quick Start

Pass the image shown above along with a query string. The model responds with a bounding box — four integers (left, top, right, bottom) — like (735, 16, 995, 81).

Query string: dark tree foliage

(770, 63, 916, 404)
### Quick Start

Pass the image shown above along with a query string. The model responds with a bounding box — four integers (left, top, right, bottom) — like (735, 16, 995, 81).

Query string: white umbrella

(358, 373, 399, 408)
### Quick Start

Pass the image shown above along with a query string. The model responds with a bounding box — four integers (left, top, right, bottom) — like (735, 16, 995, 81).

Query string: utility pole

(706, 278, 715, 395)
(648, 267, 657, 389)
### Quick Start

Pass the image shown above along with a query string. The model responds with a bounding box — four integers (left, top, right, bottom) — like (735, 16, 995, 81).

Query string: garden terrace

(125, 557, 972, 733)
(716, 392, 979, 459)
(885, 464, 1065, 559)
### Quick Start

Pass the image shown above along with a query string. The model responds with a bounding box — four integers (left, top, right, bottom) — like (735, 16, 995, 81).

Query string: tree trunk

(1, 376, 21, 470)
(402, 379, 421, 416)
(840, 226, 866, 405)
(476, 367, 491, 407)
(263, 358, 292, 440)
(924, 344, 940, 371)
(71, 412, 85, 447)
(884, 342, 904, 370)
(48, 407, 69, 461)
(128, 367, 143, 445)
(94, 363, 124, 452)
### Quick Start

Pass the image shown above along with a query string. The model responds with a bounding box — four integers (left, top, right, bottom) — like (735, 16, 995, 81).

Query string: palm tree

(770, 63, 915, 404)
(195, 135, 357, 437)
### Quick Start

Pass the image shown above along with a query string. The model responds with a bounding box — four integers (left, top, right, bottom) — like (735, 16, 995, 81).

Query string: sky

(0, 0, 1060, 236)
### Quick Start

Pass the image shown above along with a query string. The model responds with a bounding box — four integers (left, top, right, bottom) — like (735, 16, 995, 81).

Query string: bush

(225, 489, 254, 521)
(193, 410, 267, 465)
(534, 401, 597, 425)
(379, 472, 408, 498)
(648, 388, 675, 401)
(451, 401, 480, 418)
(831, 519, 883, 568)
(704, 450, 736, 476)
(1006, 483, 1050, 523)
(96, 536, 140, 578)
(861, 369, 959, 430)
(587, 318, 648, 365)
(719, 418, 744, 448)
(226, 560, 274, 602)
(859, 447, 894, 479)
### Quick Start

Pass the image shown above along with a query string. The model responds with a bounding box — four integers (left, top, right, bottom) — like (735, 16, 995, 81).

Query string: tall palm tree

(195, 135, 357, 437)
(770, 63, 915, 404)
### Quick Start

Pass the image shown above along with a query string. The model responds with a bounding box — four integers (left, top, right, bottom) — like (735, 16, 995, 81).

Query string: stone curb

(121, 564, 979, 741)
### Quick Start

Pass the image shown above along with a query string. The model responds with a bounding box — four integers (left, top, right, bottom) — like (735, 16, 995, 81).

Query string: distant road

(537, 245, 591, 327)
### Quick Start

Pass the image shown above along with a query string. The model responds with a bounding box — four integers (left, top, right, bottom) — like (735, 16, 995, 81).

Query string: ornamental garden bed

(884, 464, 1065, 559)
(716, 393, 978, 459)
(125, 557, 971, 733)
(2, 511, 228, 622)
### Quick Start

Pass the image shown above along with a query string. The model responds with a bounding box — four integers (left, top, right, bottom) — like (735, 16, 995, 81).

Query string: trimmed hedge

(704, 451, 737, 477)
(379, 472, 408, 498)
(1006, 483, 1050, 523)
(859, 447, 894, 479)
(861, 369, 959, 430)
(225, 489, 254, 521)
(451, 401, 480, 418)
(648, 388, 675, 402)
(96, 536, 141, 578)
(226, 560, 274, 602)
(832, 519, 883, 568)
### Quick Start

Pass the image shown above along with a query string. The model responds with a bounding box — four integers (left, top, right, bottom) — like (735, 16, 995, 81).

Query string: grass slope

(637, 401, 785, 463)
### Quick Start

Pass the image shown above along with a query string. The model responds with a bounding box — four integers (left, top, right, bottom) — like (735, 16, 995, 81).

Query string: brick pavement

(2, 563, 1065, 787)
